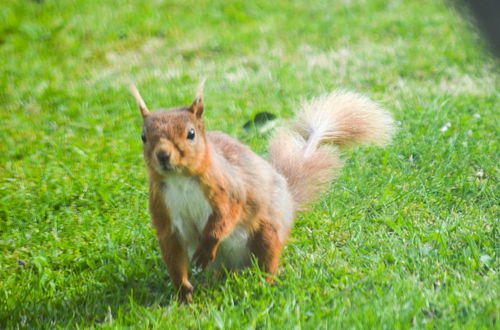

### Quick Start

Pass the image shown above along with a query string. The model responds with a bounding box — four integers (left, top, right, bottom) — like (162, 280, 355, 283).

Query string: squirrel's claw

(192, 246, 215, 270)
(178, 282, 194, 304)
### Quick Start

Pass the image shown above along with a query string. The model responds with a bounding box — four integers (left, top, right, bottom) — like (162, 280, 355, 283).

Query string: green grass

(1, 0, 498, 328)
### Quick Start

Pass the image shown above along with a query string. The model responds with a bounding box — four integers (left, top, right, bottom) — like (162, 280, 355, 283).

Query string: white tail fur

(269, 91, 394, 211)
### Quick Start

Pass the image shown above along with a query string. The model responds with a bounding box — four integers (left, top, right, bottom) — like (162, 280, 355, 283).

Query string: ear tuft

(195, 77, 206, 101)
(189, 78, 206, 118)
(130, 85, 150, 118)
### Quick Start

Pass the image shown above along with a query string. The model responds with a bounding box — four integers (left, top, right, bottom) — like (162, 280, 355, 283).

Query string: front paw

(178, 282, 194, 304)
(192, 244, 217, 270)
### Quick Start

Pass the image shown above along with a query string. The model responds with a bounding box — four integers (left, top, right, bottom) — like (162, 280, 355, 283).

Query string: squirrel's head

(131, 80, 210, 177)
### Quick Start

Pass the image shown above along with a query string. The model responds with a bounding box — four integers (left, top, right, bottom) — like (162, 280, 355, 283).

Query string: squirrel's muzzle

(156, 150, 172, 171)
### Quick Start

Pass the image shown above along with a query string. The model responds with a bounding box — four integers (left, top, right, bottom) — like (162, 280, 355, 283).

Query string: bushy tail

(268, 91, 395, 211)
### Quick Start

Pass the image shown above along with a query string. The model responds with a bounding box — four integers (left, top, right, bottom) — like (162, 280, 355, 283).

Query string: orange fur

(130, 83, 394, 302)
(148, 178, 193, 302)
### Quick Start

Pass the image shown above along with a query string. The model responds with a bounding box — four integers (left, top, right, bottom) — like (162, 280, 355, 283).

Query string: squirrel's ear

(130, 85, 150, 119)
(188, 78, 206, 118)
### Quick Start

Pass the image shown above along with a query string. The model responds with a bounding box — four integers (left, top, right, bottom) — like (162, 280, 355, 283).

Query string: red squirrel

(130, 81, 394, 303)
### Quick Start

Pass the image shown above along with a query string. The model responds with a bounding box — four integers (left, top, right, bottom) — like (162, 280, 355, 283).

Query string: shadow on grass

(1, 257, 239, 327)
(3, 263, 174, 327)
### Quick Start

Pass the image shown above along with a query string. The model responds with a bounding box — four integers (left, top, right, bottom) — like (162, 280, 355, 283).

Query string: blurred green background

(0, 0, 498, 328)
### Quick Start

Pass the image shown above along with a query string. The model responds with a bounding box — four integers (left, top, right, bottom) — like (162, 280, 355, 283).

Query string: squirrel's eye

(141, 131, 147, 143)
(187, 128, 195, 140)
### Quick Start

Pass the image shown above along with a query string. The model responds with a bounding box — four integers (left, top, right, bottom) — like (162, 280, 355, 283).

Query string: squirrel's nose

(156, 150, 170, 166)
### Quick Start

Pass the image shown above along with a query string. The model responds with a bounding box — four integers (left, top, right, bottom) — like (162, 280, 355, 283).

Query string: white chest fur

(162, 174, 251, 269)
(163, 175, 212, 253)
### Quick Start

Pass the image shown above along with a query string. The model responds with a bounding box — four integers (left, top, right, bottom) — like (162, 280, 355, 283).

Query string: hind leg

(249, 220, 283, 280)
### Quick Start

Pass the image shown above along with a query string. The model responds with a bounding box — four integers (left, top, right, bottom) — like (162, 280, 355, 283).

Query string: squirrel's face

(131, 83, 209, 176)
(141, 106, 208, 176)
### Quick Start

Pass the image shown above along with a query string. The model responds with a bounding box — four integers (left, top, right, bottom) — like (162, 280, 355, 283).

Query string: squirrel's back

(208, 131, 295, 242)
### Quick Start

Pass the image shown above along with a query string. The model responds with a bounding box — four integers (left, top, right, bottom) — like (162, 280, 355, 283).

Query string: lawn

(0, 0, 498, 328)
